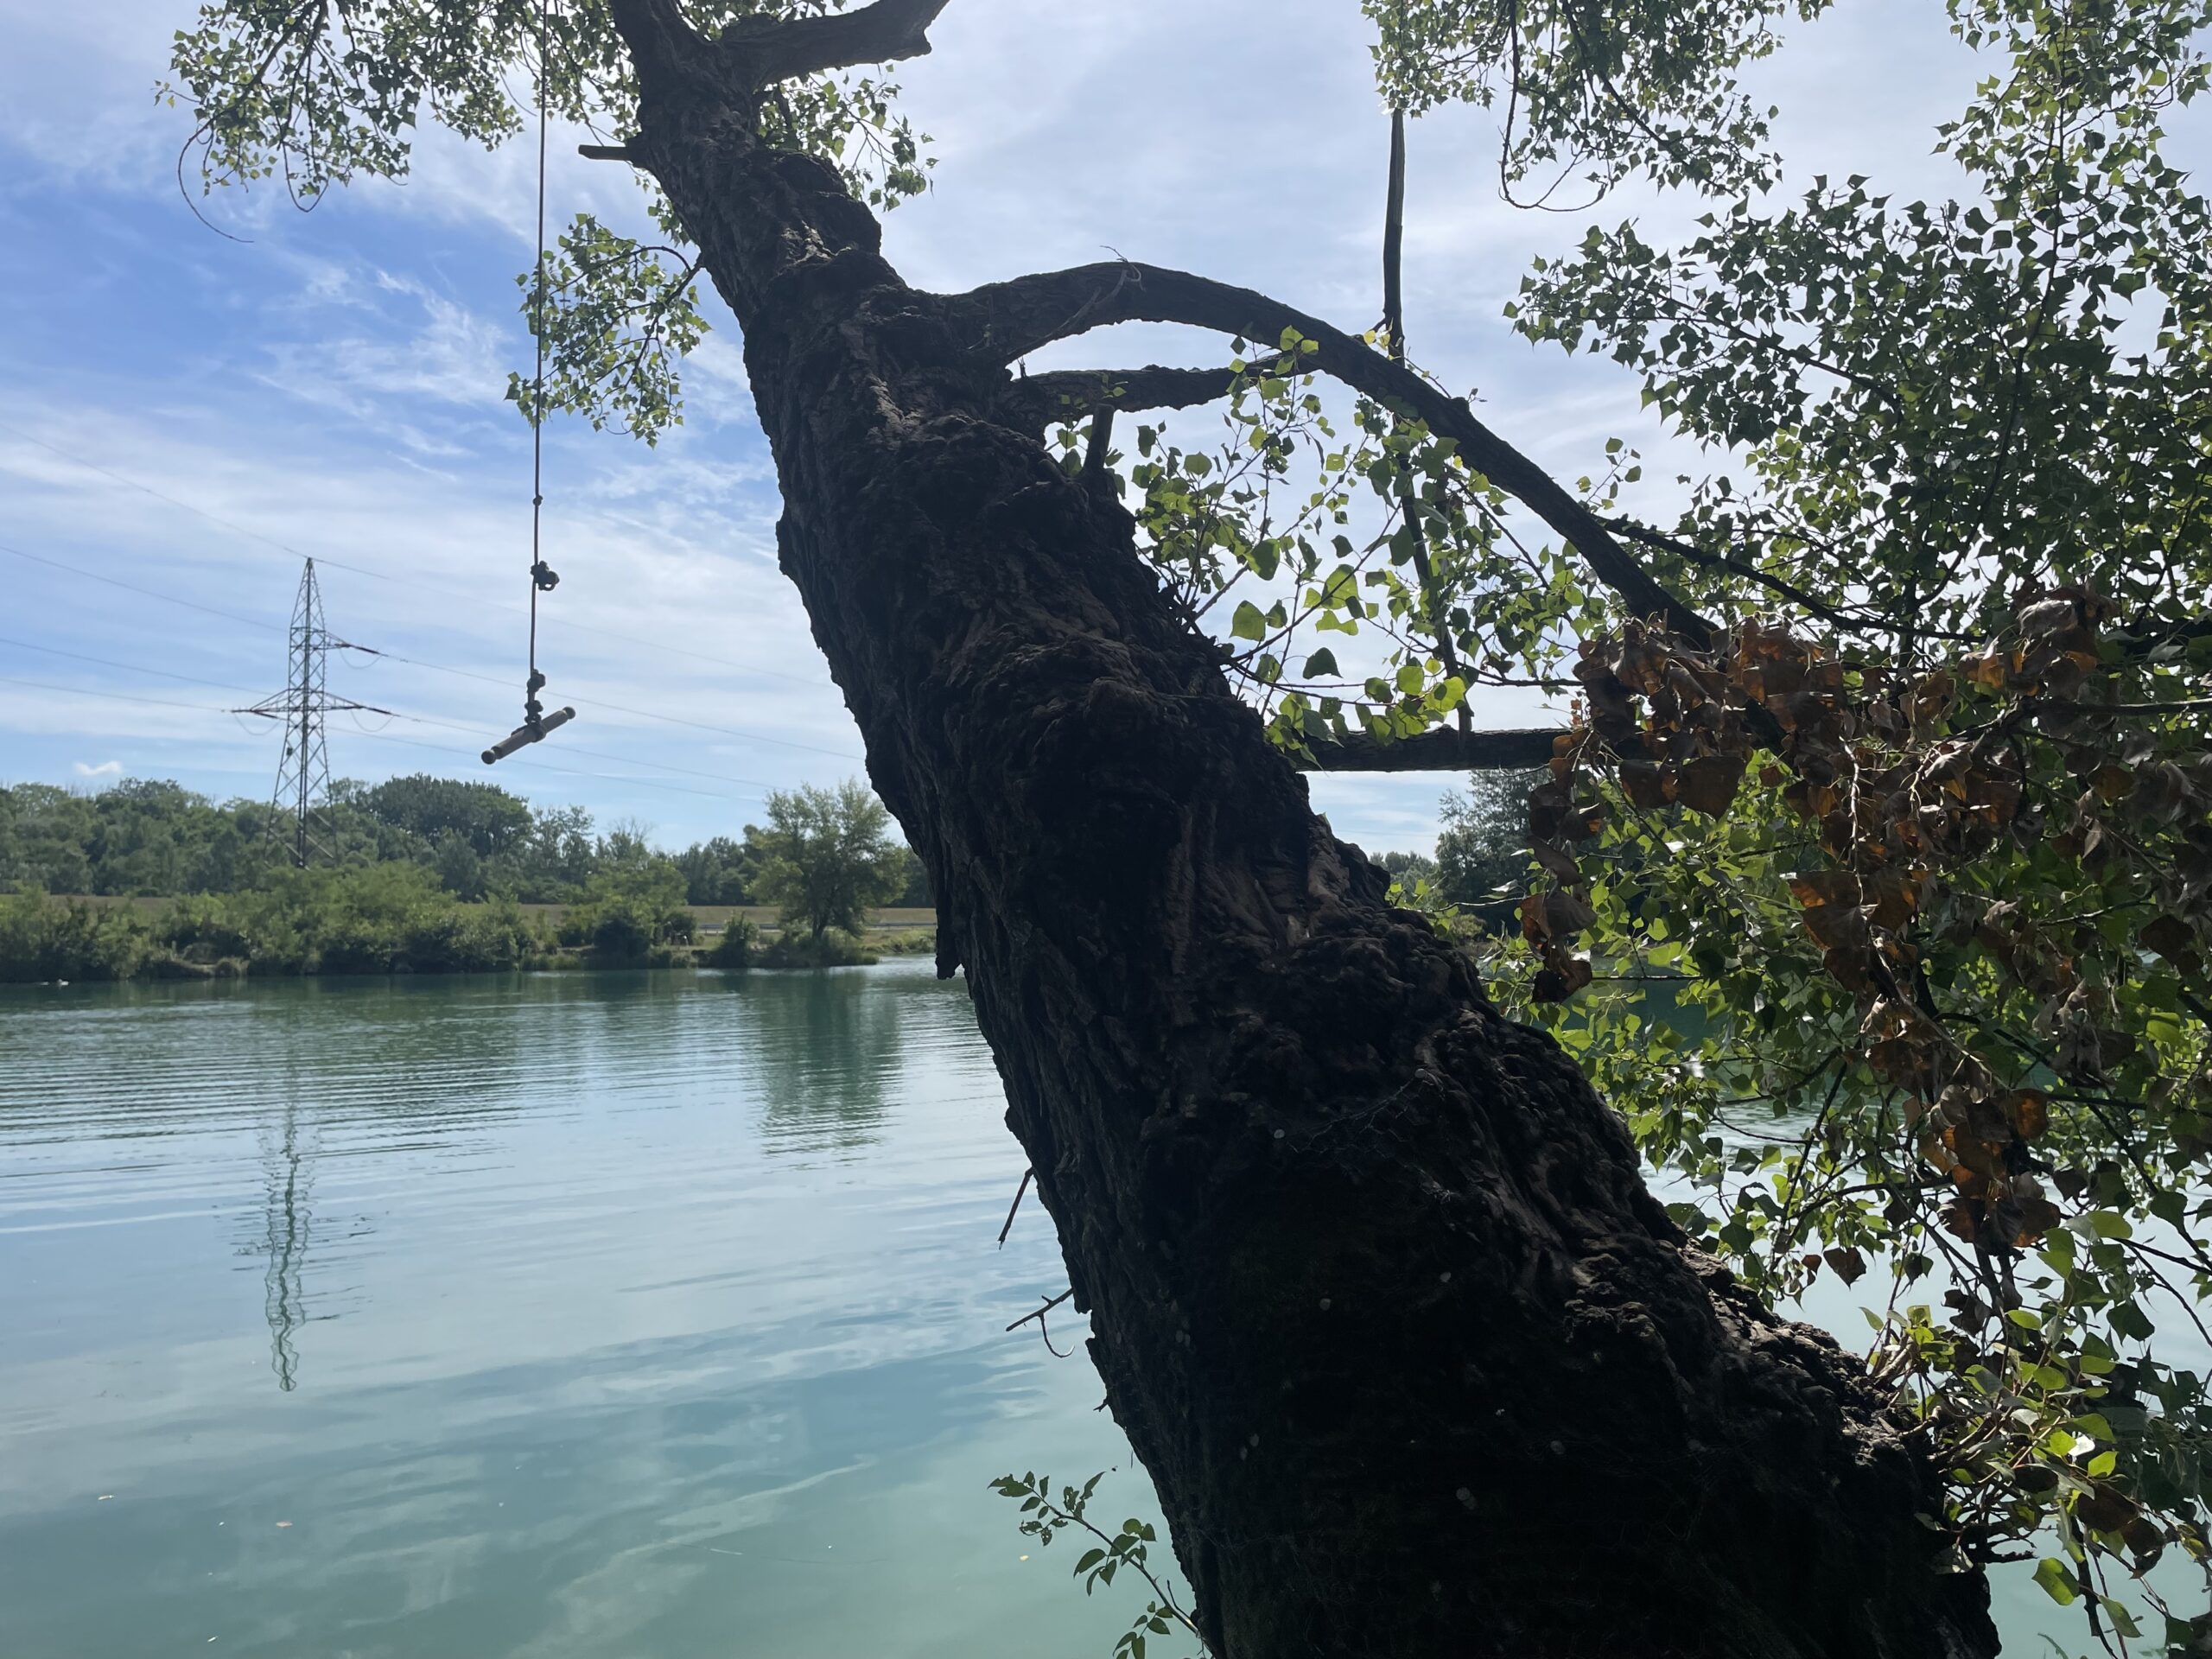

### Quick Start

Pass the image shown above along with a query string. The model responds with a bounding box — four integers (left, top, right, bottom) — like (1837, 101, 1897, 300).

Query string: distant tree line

(0, 774, 932, 910)
(1369, 770, 1541, 925)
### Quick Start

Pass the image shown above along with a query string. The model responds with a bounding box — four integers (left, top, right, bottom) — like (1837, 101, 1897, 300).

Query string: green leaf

(2032, 1558, 2078, 1605)
(1230, 601, 1268, 642)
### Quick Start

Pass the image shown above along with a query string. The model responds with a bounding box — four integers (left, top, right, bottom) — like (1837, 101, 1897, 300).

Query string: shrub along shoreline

(0, 872, 932, 984)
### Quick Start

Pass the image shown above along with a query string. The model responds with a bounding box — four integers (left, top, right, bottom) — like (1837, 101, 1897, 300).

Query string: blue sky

(0, 0, 2126, 855)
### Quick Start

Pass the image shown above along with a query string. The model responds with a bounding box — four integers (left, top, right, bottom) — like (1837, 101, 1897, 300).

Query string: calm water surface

(0, 964, 2120, 1654)
(0, 965, 1142, 1659)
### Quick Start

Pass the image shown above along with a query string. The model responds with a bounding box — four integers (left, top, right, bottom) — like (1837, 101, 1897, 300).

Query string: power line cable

(339, 643, 863, 760)
(0, 541, 286, 633)
(0, 423, 396, 583)
(0, 675, 771, 805)
(344, 725, 768, 804)
(0, 531, 862, 760)
(349, 702, 789, 791)
(0, 634, 264, 696)
(0, 632, 791, 792)
(0, 673, 238, 715)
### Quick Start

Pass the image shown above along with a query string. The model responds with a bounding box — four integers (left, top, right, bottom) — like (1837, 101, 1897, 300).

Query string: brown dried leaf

(2142, 912, 2200, 966)
(1789, 871, 1863, 910)
(2075, 1485, 2138, 1535)
(1531, 839, 1581, 881)
(1802, 903, 1871, 954)
(2011, 1197, 2063, 1246)
(1544, 889, 1598, 937)
(1618, 760, 1669, 810)
(1967, 652, 2009, 690)
(1861, 867, 1923, 931)
(1533, 955, 1594, 1002)
(1675, 754, 1747, 817)
(2122, 1516, 2164, 1569)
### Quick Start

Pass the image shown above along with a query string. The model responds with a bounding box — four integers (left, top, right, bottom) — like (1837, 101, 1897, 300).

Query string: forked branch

(945, 261, 1718, 645)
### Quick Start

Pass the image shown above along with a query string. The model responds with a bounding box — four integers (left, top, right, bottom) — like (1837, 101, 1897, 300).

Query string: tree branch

(1007, 1287, 1075, 1330)
(997, 1166, 1033, 1247)
(1295, 727, 1561, 772)
(1379, 108, 1470, 729)
(1007, 364, 1246, 426)
(1603, 515, 1866, 630)
(947, 261, 1717, 645)
(719, 0, 953, 86)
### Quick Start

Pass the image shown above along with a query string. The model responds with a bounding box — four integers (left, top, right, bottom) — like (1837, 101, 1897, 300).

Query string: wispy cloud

(73, 760, 123, 778)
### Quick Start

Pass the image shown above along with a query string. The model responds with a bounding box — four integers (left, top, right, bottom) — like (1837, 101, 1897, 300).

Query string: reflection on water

(257, 1096, 309, 1392)
(0, 966, 2120, 1654)
(0, 965, 1137, 1659)
(717, 970, 910, 1158)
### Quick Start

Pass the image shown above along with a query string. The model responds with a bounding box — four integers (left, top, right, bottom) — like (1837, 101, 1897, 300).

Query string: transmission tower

(233, 560, 393, 868)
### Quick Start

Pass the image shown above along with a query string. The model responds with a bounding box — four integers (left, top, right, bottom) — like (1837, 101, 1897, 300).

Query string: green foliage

(0, 868, 538, 981)
(0, 779, 276, 896)
(751, 779, 907, 942)
(164, 0, 932, 438)
(1433, 768, 1544, 914)
(354, 773, 536, 860)
(1505, 0, 2212, 651)
(990, 1471, 1206, 1659)
(1365, 0, 1826, 196)
(0, 775, 861, 912)
(1417, 3, 2212, 1633)
(871, 924, 936, 956)
(1471, 597, 2212, 1634)
(701, 916, 760, 968)
(676, 834, 760, 906)
(1080, 333, 1605, 762)
(755, 925, 877, 969)
(556, 857, 692, 963)
(0, 889, 156, 982)
(507, 212, 708, 444)
(164, 864, 537, 974)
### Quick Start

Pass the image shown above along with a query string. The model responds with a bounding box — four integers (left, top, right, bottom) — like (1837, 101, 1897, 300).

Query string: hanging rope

(484, 0, 575, 766)
(526, 0, 554, 723)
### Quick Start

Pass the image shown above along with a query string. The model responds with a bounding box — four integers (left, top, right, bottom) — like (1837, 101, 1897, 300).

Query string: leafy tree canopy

(751, 778, 908, 940)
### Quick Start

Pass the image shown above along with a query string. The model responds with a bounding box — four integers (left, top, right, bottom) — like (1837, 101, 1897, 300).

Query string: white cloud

(73, 760, 123, 778)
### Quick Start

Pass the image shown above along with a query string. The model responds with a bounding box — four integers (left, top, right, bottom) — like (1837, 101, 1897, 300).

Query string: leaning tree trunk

(608, 10, 1996, 1656)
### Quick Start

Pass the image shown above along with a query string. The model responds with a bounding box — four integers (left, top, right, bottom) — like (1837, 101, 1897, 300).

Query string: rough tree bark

(603, 3, 1999, 1654)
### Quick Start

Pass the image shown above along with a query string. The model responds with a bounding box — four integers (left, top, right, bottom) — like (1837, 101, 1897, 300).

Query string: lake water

(0, 965, 2128, 1655)
(0, 966, 1144, 1659)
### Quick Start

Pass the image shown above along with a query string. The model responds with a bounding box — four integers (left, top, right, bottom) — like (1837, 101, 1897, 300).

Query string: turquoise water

(0, 965, 2146, 1653)
(0, 967, 1145, 1658)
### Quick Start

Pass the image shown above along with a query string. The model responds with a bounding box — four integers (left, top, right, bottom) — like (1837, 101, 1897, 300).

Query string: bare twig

(997, 1167, 1033, 1248)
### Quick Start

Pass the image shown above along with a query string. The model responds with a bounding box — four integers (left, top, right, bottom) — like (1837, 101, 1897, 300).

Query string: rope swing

(485, 0, 576, 765)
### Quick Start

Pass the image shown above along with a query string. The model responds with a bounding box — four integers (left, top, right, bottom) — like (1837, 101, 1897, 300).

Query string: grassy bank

(2, 875, 937, 983)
